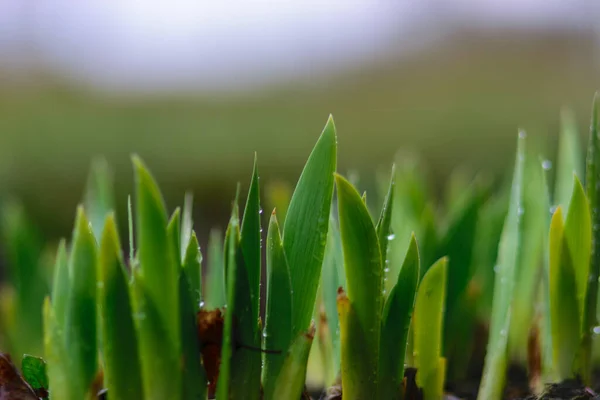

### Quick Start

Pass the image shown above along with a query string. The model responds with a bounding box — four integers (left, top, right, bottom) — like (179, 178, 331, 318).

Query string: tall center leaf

(283, 116, 337, 334)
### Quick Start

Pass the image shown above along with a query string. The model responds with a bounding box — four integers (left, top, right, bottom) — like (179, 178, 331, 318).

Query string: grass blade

(387, 156, 429, 292)
(181, 192, 194, 261)
(43, 298, 71, 400)
(64, 207, 98, 398)
(128, 195, 134, 265)
(335, 173, 383, 395)
(378, 234, 420, 400)
(337, 289, 375, 399)
(240, 155, 261, 332)
(548, 207, 581, 380)
(563, 176, 592, 380)
(168, 208, 182, 267)
(98, 215, 143, 400)
(554, 109, 582, 210)
(50, 240, 69, 327)
(283, 116, 337, 335)
(205, 228, 226, 309)
(83, 158, 114, 241)
(263, 211, 293, 400)
(478, 131, 527, 400)
(437, 184, 484, 371)
(182, 232, 202, 307)
(413, 257, 447, 400)
(564, 177, 592, 321)
(320, 215, 345, 383)
(375, 164, 395, 269)
(271, 326, 315, 400)
(216, 209, 240, 400)
(179, 271, 207, 400)
(1, 201, 47, 357)
(226, 162, 263, 400)
(583, 92, 600, 384)
(130, 269, 181, 400)
(509, 157, 546, 362)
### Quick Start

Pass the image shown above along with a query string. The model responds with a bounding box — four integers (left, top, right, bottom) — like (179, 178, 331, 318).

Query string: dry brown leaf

(0, 353, 38, 400)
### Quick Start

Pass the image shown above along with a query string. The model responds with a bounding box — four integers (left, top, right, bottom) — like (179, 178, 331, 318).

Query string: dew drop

(262, 331, 268, 338)
(134, 312, 147, 320)
(517, 206, 524, 216)
(500, 329, 507, 336)
(593, 326, 600, 335)
(550, 205, 558, 214)
(384, 267, 390, 273)
(199, 301, 205, 309)
(259, 208, 263, 215)
(542, 160, 552, 170)
(493, 265, 500, 273)
(387, 233, 396, 241)
(518, 130, 527, 139)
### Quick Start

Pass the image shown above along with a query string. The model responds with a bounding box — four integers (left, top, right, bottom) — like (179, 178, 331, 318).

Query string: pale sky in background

(0, 0, 598, 92)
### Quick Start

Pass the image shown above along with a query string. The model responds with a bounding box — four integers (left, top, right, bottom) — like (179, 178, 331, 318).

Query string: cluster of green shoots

(0, 93, 599, 400)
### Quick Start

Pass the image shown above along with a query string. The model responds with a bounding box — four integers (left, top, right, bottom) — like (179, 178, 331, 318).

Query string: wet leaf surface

(20, 355, 47, 400)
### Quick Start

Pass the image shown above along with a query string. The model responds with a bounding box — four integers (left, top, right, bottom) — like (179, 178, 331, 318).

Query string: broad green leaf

(378, 235, 420, 400)
(336, 174, 382, 395)
(179, 271, 207, 400)
(131, 156, 181, 399)
(548, 207, 580, 380)
(64, 207, 98, 398)
(43, 298, 72, 400)
(22, 354, 48, 397)
(271, 327, 315, 400)
(478, 131, 526, 400)
(205, 228, 226, 309)
(413, 257, 447, 400)
(182, 232, 202, 307)
(337, 289, 375, 400)
(240, 155, 261, 330)
(98, 215, 143, 400)
(263, 211, 293, 399)
(375, 164, 395, 269)
(554, 109, 582, 210)
(582, 92, 600, 384)
(181, 192, 194, 261)
(283, 116, 336, 335)
(130, 269, 181, 400)
(83, 157, 114, 241)
(132, 156, 180, 353)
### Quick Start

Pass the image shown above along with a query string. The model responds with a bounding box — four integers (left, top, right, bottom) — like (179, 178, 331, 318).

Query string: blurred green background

(1, 22, 599, 241)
